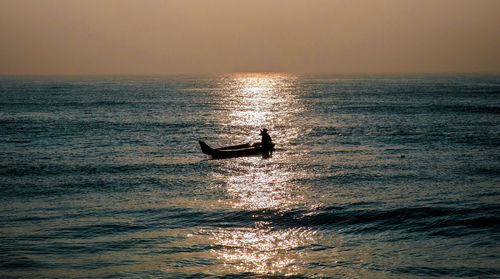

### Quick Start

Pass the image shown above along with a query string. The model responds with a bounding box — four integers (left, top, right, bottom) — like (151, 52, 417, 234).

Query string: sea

(1, 73, 499, 278)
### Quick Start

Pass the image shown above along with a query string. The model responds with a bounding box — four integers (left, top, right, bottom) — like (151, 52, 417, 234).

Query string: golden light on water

(227, 74, 287, 128)
(211, 222, 316, 275)
(216, 73, 303, 144)
(209, 159, 317, 275)
(205, 73, 317, 275)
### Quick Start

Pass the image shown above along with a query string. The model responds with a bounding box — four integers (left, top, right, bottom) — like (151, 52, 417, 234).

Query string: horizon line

(1, 71, 499, 78)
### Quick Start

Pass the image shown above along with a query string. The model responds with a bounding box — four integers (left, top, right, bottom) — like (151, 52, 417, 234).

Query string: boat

(198, 141, 274, 159)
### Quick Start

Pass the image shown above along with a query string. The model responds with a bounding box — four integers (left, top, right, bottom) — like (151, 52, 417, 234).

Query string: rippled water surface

(1, 74, 499, 278)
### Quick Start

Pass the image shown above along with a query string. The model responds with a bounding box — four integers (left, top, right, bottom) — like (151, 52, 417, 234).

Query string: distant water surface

(1, 74, 499, 278)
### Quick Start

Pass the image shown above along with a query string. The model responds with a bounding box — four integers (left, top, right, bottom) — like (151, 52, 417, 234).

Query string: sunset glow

(1, 0, 499, 75)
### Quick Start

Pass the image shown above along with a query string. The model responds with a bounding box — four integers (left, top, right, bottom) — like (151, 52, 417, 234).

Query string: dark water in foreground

(1, 74, 499, 278)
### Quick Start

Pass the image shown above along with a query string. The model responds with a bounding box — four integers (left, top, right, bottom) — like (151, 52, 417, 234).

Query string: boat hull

(199, 141, 273, 159)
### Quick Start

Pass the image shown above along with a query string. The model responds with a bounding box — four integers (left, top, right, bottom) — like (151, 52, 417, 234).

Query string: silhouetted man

(260, 128, 273, 151)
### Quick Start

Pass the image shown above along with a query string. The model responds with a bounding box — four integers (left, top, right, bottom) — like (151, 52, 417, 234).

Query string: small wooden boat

(199, 141, 274, 159)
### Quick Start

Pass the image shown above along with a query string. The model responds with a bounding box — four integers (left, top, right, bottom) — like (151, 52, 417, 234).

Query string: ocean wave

(0, 160, 203, 178)
(393, 266, 500, 277)
(134, 204, 500, 240)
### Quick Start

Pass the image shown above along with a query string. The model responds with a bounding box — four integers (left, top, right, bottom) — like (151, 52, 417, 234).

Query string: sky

(1, 0, 499, 75)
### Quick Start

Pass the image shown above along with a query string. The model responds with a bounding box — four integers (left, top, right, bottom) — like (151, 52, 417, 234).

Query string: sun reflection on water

(206, 74, 316, 276)
(225, 159, 305, 211)
(209, 158, 317, 275)
(215, 73, 303, 145)
(211, 222, 316, 275)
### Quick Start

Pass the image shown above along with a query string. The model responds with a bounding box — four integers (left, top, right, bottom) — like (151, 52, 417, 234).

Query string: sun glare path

(200, 73, 318, 275)
(218, 74, 299, 134)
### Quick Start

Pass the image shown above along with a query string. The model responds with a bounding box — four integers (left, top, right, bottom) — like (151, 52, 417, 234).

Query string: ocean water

(0, 74, 499, 278)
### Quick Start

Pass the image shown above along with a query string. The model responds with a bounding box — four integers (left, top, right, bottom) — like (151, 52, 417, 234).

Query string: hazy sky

(1, 0, 499, 75)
